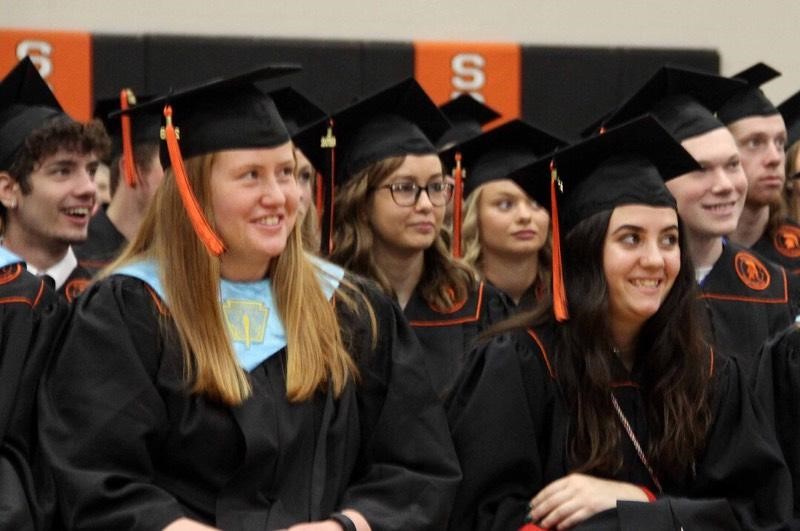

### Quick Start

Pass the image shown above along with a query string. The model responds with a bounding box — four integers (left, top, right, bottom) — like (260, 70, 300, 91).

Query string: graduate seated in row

(0, 249, 64, 528)
(447, 116, 792, 530)
(38, 65, 460, 531)
(321, 79, 509, 401)
(441, 119, 563, 309)
(269, 86, 327, 254)
(0, 57, 109, 302)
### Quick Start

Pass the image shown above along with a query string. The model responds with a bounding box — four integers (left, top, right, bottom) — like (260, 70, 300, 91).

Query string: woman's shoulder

(467, 321, 558, 383)
(76, 272, 168, 319)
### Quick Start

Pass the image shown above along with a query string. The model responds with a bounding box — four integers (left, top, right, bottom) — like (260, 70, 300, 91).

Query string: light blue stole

(115, 255, 345, 371)
(0, 247, 23, 268)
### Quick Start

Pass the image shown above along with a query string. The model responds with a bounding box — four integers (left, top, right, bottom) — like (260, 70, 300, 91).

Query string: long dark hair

(492, 208, 712, 484)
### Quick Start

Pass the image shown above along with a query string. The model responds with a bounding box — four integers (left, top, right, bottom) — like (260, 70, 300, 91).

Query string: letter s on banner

(451, 53, 486, 95)
(17, 40, 53, 78)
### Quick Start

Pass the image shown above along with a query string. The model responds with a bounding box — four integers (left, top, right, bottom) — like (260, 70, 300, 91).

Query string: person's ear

(0, 172, 20, 209)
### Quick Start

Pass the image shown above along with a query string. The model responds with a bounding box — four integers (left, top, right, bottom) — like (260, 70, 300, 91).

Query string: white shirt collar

(26, 247, 78, 290)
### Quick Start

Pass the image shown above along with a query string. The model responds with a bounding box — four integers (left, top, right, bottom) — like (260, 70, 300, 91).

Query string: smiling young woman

(447, 117, 792, 531)
(38, 66, 459, 531)
(327, 79, 509, 401)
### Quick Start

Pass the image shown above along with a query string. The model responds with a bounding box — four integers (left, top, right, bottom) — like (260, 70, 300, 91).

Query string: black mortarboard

(95, 91, 161, 150)
(269, 86, 327, 138)
(270, 86, 329, 175)
(718, 63, 781, 124)
(328, 78, 450, 185)
(316, 78, 450, 255)
(509, 115, 700, 321)
(441, 119, 565, 197)
(95, 90, 163, 188)
(590, 66, 747, 141)
(436, 94, 501, 150)
(115, 64, 301, 168)
(116, 64, 301, 256)
(779, 89, 800, 147)
(0, 57, 70, 171)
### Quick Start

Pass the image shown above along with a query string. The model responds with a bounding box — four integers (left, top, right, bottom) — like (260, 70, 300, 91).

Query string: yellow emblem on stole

(222, 299, 269, 349)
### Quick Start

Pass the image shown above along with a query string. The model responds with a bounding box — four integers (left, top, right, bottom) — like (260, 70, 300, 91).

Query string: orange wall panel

(0, 29, 92, 121)
(414, 41, 520, 127)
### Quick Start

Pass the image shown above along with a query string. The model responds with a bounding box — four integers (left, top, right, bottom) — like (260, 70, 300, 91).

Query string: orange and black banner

(0, 29, 92, 121)
(414, 41, 521, 127)
(1, 29, 718, 139)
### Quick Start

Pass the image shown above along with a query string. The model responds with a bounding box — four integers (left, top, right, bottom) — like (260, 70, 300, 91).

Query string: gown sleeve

(337, 278, 462, 531)
(446, 328, 556, 531)
(38, 276, 186, 529)
(0, 277, 65, 530)
(579, 354, 793, 531)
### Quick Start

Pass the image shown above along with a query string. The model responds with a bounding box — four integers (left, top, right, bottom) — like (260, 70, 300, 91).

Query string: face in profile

(368, 154, 449, 254)
(667, 127, 748, 240)
(603, 204, 681, 331)
(727, 114, 787, 207)
(94, 164, 112, 208)
(477, 179, 549, 259)
(210, 142, 299, 280)
(8, 148, 99, 246)
(294, 147, 314, 222)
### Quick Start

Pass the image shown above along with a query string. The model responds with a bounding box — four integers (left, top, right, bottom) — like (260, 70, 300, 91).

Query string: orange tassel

(550, 159, 569, 322)
(162, 105, 225, 257)
(452, 152, 464, 258)
(119, 89, 139, 188)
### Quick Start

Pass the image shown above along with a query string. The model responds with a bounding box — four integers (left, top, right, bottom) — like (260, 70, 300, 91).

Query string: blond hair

(784, 140, 800, 222)
(459, 182, 551, 289)
(105, 152, 357, 406)
(330, 155, 474, 310)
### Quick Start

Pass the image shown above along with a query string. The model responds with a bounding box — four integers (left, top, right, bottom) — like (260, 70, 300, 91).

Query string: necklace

(610, 393, 663, 494)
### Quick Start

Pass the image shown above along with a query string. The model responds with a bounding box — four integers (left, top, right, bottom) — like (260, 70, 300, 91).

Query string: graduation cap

(587, 66, 747, 141)
(778, 89, 800, 148)
(0, 56, 70, 171)
(269, 86, 327, 138)
(317, 77, 450, 254)
(270, 86, 328, 181)
(116, 63, 301, 256)
(439, 119, 565, 256)
(508, 115, 701, 321)
(436, 94, 501, 150)
(717, 62, 781, 125)
(95, 90, 162, 188)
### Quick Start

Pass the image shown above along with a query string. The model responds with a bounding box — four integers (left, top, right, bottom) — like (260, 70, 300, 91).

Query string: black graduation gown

(486, 277, 545, 312)
(698, 241, 797, 379)
(403, 280, 510, 400)
(39, 274, 460, 530)
(74, 207, 127, 275)
(0, 263, 64, 530)
(447, 324, 793, 531)
(752, 220, 800, 277)
(755, 324, 800, 521)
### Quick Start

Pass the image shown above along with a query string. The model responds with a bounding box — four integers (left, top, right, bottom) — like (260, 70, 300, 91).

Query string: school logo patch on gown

(734, 252, 770, 291)
(64, 278, 91, 302)
(0, 263, 22, 285)
(774, 224, 800, 258)
(222, 300, 269, 349)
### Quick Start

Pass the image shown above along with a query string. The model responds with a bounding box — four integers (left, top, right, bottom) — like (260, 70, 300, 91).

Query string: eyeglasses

(377, 181, 454, 207)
